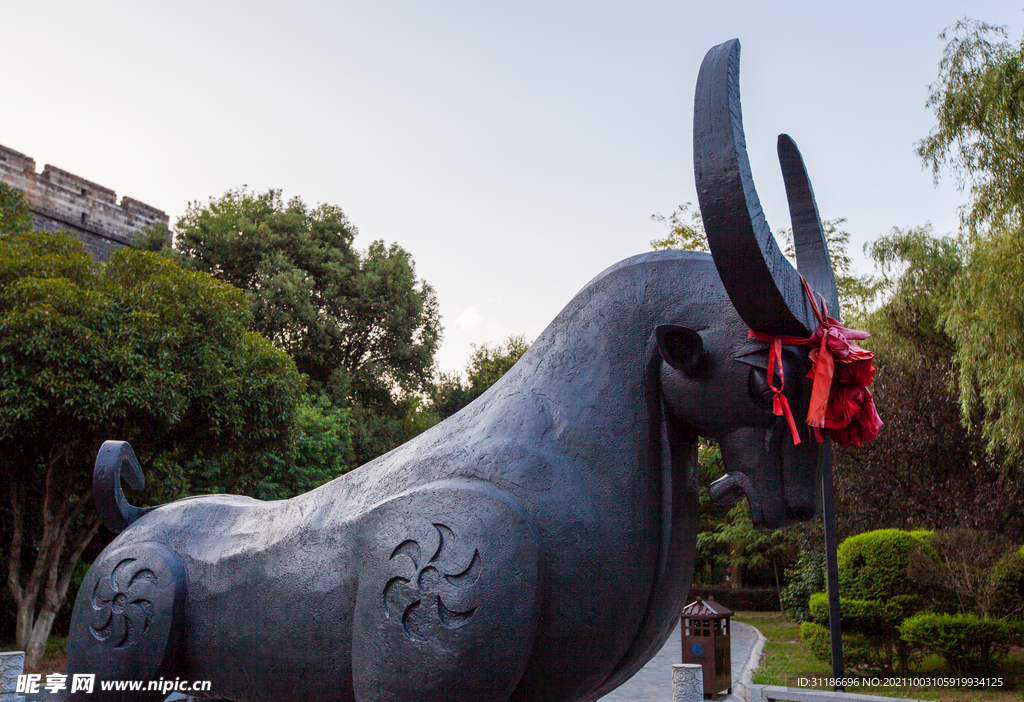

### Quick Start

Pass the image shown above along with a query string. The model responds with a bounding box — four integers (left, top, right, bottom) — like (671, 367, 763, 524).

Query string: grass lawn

(733, 612, 1023, 702)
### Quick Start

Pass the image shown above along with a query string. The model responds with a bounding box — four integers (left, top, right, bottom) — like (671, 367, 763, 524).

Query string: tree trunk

(8, 450, 99, 667)
(21, 515, 100, 670)
(773, 554, 784, 612)
(15, 602, 34, 652)
(24, 608, 58, 671)
(731, 561, 743, 589)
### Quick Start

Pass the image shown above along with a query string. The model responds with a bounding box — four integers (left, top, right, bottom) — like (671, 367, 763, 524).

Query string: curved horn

(94, 440, 152, 533)
(778, 134, 841, 323)
(693, 39, 816, 336)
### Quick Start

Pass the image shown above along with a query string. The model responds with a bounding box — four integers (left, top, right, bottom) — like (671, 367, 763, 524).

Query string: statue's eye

(748, 366, 775, 410)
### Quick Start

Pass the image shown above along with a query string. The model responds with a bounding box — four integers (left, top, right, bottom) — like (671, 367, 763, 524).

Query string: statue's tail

(93, 440, 155, 533)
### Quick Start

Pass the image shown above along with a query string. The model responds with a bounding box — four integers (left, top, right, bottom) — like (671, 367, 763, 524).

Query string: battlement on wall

(0, 143, 169, 260)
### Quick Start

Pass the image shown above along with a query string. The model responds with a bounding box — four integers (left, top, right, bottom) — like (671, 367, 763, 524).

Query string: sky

(2, 1, 1021, 373)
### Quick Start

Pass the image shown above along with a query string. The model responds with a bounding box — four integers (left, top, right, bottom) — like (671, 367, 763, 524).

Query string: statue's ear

(656, 325, 703, 371)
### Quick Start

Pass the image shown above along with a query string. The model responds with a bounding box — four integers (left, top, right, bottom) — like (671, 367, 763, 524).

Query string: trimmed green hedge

(898, 612, 1018, 676)
(806, 591, 922, 674)
(801, 529, 934, 675)
(803, 529, 1024, 678)
(799, 621, 901, 675)
(808, 593, 918, 635)
(837, 529, 932, 600)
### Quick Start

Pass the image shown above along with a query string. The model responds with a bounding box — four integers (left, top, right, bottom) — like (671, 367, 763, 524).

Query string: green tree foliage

(0, 228, 304, 667)
(171, 188, 441, 466)
(688, 440, 732, 586)
(650, 203, 708, 252)
(832, 225, 1024, 540)
(915, 19, 1024, 458)
(696, 499, 798, 598)
(269, 396, 352, 498)
(430, 334, 531, 419)
(862, 225, 961, 356)
(151, 394, 354, 505)
(991, 546, 1024, 619)
(946, 228, 1024, 456)
(991, 548, 1024, 618)
(780, 551, 826, 622)
(136, 222, 172, 252)
(917, 20, 1024, 233)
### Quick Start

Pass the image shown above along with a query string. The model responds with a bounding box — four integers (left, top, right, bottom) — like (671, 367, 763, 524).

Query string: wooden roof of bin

(681, 596, 733, 618)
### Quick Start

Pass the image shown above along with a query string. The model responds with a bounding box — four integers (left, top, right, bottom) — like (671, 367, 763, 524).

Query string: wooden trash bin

(680, 596, 732, 700)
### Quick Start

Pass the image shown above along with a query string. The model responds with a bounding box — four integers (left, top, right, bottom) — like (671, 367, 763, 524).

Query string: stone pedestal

(0, 651, 26, 702)
(673, 663, 704, 702)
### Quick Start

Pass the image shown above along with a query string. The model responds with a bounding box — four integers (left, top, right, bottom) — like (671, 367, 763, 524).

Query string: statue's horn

(693, 39, 825, 336)
(778, 134, 841, 323)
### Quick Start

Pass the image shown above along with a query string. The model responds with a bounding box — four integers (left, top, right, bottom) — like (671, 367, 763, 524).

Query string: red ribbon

(748, 277, 879, 446)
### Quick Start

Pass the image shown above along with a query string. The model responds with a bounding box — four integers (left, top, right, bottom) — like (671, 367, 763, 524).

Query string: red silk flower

(821, 384, 882, 447)
(748, 277, 882, 447)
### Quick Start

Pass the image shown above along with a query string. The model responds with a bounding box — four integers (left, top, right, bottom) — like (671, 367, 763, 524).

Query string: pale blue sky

(3, 2, 1020, 371)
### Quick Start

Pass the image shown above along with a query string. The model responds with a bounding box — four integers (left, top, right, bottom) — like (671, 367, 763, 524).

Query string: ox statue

(56, 39, 841, 702)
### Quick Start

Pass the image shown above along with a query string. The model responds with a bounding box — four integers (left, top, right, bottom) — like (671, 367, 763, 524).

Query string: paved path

(599, 620, 765, 702)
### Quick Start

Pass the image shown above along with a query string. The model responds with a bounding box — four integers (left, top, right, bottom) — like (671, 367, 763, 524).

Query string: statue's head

(657, 39, 840, 529)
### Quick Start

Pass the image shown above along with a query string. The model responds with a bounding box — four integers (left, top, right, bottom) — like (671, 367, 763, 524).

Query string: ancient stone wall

(0, 143, 169, 261)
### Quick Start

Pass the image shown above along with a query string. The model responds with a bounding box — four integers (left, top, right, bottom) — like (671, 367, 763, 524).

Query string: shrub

(799, 621, 831, 661)
(809, 593, 917, 634)
(908, 528, 1018, 617)
(991, 546, 1024, 619)
(800, 620, 891, 675)
(807, 592, 922, 675)
(780, 551, 825, 622)
(838, 529, 932, 600)
(899, 612, 1015, 676)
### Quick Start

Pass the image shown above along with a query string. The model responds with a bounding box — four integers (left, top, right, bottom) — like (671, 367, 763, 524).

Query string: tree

(697, 499, 798, 598)
(861, 225, 961, 356)
(0, 226, 304, 668)
(917, 19, 1024, 234)
(149, 394, 354, 505)
(431, 334, 531, 419)
(171, 188, 441, 466)
(907, 528, 1018, 618)
(946, 228, 1024, 457)
(255, 396, 352, 501)
(650, 203, 708, 252)
(916, 19, 1024, 458)
(832, 225, 1024, 541)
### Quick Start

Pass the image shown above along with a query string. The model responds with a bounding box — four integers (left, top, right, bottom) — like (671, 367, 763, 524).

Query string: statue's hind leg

(59, 541, 187, 701)
(352, 480, 543, 702)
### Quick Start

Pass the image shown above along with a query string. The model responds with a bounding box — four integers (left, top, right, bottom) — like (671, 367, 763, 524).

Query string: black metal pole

(819, 439, 844, 691)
